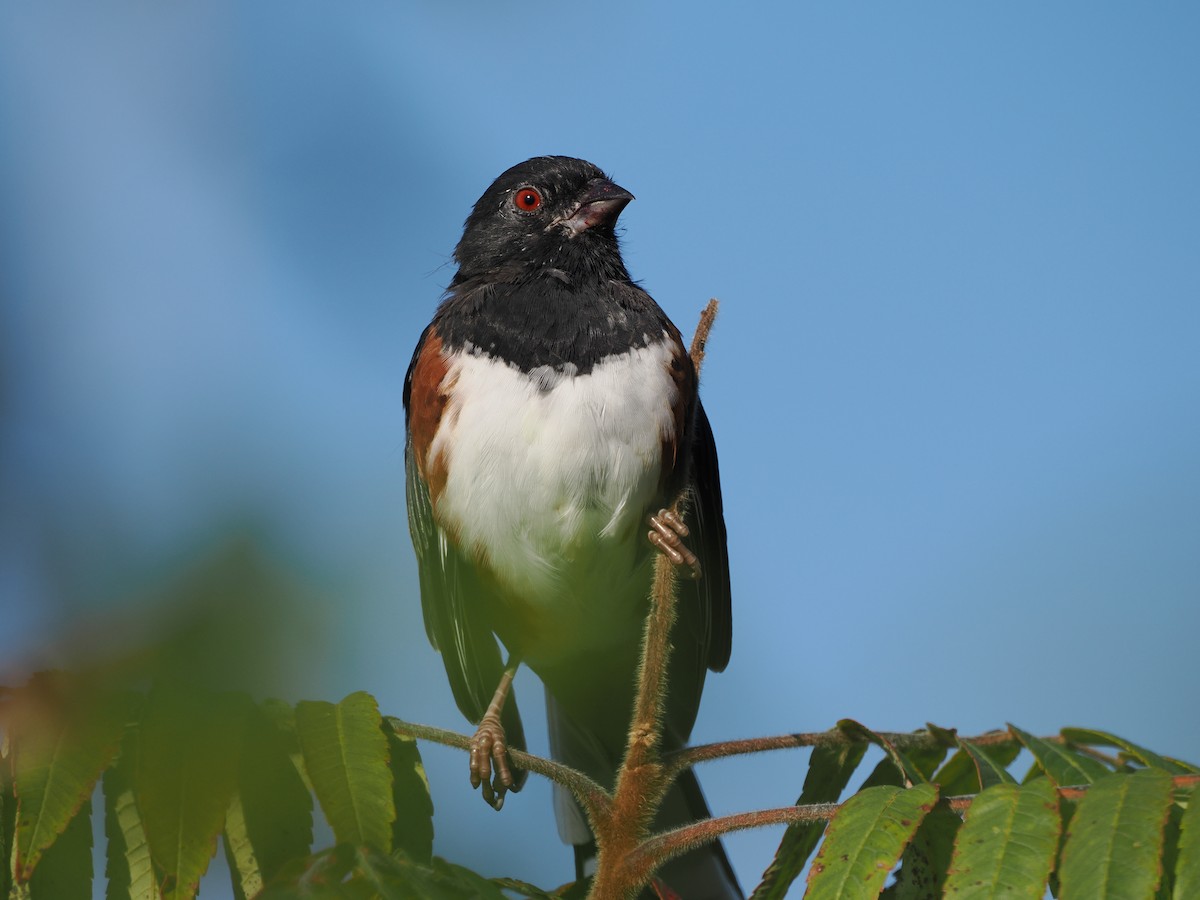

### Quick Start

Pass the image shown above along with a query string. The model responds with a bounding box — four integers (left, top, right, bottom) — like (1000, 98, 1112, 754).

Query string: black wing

(403, 333, 527, 770)
(690, 399, 732, 672)
(664, 397, 732, 746)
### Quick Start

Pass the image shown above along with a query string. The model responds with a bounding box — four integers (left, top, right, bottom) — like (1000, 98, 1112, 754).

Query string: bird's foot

(469, 712, 514, 810)
(648, 508, 702, 579)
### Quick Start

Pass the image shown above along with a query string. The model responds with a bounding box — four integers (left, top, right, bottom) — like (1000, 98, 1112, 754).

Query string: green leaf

(358, 846, 510, 899)
(1060, 728, 1182, 773)
(259, 700, 313, 795)
(944, 779, 1060, 898)
(838, 720, 927, 787)
(805, 783, 938, 899)
(135, 682, 248, 900)
(384, 728, 433, 863)
(958, 738, 1017, 789)
(257, 843, 363, 899)
(103, 731, 157, 900)
(258, 846, 508, 900)
(1058, 768, 1174, 899)
(2, 747, 15, 900)
(750, 739, 867, 900)
(490, 876, 563, 898)
(222, 800, 253, 900)
(887, 798, 962, 899)
(24, 794, 92, 899)
(223, 704, 314, 898)
(1021, 762, 1046, 784)
(1175, 785, 1200, 899)
(1008, 724, 1110, 786)
(295, 693, 394, 851)
(11, 675, 131, 880)
(908, 725, 956, 781)
(935, 738, 1020, 796)
(1158, 796, 1185, 900)
(1164, 757, 1200, 775)
(862, 755, 907, 790)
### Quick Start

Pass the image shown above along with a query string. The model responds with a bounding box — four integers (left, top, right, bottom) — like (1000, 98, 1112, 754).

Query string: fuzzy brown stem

(589, 301, 720, 900)
(665, 727, 1018, 779)
(385, 716, 611, 822)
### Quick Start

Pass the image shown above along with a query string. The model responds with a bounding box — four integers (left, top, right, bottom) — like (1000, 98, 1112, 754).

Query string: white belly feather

(429, 336, 677, 612)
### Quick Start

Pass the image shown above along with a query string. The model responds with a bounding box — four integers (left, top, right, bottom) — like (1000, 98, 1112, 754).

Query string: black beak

(563, 178, 634, 234)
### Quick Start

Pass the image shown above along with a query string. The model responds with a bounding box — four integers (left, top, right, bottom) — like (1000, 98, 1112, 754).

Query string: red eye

(513, 187, 542, 211)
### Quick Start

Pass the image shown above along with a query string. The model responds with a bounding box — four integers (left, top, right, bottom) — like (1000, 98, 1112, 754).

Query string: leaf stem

(384, 717, 611, 821)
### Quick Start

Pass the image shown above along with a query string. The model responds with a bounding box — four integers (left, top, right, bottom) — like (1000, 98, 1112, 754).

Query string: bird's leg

(647, 507, 702, 579)
(470, 655, 520, 810)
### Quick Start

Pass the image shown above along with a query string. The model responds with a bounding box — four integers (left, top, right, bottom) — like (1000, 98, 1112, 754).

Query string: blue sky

(2, 3, 1197, 895)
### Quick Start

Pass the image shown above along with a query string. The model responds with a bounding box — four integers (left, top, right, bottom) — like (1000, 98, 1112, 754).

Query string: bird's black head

(451, 156, 634, 284)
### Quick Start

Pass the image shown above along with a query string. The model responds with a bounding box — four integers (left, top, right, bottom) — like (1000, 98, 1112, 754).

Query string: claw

(470, 712, 513, 810)
(648, 508, 701, 579)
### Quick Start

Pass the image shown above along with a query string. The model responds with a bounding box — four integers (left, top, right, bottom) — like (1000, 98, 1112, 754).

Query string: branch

(616, 298, 720, 782)
(625, 772, 1200, 877)
(385, 717, 611, 820)
(664, 727, 1017, 778)
(630, 803, 840, 874)
(589, 301, 721, 900)
(688, 299, 719, 371)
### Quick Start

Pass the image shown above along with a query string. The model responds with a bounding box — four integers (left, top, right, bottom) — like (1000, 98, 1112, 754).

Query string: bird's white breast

(428, 336, 678, 612)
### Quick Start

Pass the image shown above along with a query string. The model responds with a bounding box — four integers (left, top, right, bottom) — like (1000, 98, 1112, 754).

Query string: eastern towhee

(404, 156, 738, 898)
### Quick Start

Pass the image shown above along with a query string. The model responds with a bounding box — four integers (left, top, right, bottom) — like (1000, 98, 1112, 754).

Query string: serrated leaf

(411, 852, 511, 900)
(11, 675, 131, 880)
(385, 728, 433, 863)
(944, 779, 1060, 898)
(1158, 797, 1184, 900)
(862, 755, 906, 790)
(224, 703, 314, 898)
(1175, 785, 1200, 899)
(259, 700, 313, 795)
(888, 798, 961, 899)
(925, 723, 959, 746)
(490, 876, 562, 898)
(135, 682, 248, 900)
(1164, 757, 1200, 775)
(1021, 762, 1046, 784)
(1060, 728, 1181, 774)
(258, 845, 508, 900)
(750, 739, 867, 900)
(959, 738, 1017, 789)
(103, 731, 157, 900)
(1009, 724, 1110, 786)
(1058, 768, 1174, 899)
(935, 738, 1021, 796)
(26, 794, 92, 899)
(295, 693, 393, 851)
(2, 751, 15, 899)
(222, 798, 258, 900)
(256, 843, 360, 899)
(838, 721, 927, 787)
(907, 726, 954, 781)
(805, 783, 938, 899)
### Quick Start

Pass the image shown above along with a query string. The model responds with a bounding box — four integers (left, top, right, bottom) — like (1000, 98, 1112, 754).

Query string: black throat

(434, 246, 671, 376)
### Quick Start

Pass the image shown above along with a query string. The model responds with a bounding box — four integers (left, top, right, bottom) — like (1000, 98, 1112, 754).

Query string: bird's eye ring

(513, 187, 542, 212)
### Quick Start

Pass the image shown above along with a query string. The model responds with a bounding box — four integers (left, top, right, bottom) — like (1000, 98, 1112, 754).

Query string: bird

(403, 156, 738, 898)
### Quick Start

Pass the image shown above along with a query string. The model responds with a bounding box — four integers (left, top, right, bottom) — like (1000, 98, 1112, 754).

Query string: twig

(588, 300, 721, 900)
(385, 717, 611, 820)
(664, 727, 1018, 779)
(391, 708, 1200, 897)
(619, 772, 1200, 879)
(688, 299, 719, 370)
